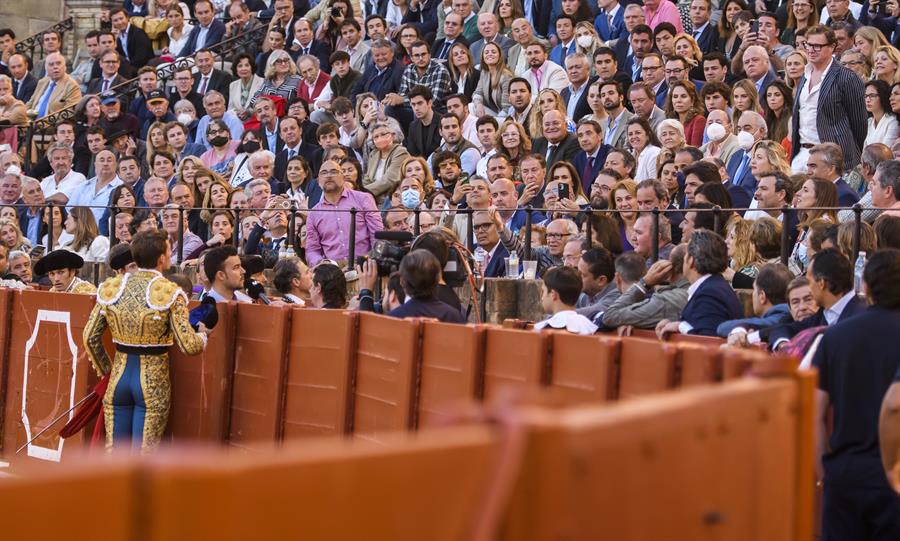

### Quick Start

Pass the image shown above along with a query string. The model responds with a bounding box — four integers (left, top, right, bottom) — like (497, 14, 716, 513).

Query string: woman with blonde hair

(496, 119, 532, 172)
(573, 22, 603, 59)
(528, 89, 575, 138)
(0, 218, 29, 252)
(448, 42, 480, 97)
(873, 45, 900, 86)
(472, 42, 512, 117)
(609, 179, 638, 252)
(749, 140, 793, 180)
(784, 50, 808, 94)
(176, 155, 204, 188)
(145, 121, 173, 168)
(673, 33, 704, 80)
(854, 26, 890, 68)
(399, 155, 435, 195)
(725, 217, 761, 278)
(250, 49, 302, 107)
(60, 207, 109, 262)
(730, 79, 763, 129)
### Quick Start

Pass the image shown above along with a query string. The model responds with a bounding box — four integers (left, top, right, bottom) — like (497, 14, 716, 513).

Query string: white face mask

(737, 130, 756, 151)
(177, 113, 194, 125)
(706, 122, 727, 142)
(576, 35, 594, 48)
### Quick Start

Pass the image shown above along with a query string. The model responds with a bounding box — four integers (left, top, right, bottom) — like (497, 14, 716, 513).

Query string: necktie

(546, 143, 557, 162)
(582, 156, 594, 184)
(102, 79, 110, 92)
(36, 80, 56, 118)
(287, 148, 296, 159)
(606, 12, 612, 30)
(734, 153, 750, 185)
(120, 33, 129, 61)
(439, 40, 451, 59)
(532, 68, 542, 90)
(483, 251, 491, 273)
(199, 76, 209, 95)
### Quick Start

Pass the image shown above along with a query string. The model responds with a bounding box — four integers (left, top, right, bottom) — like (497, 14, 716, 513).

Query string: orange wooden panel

(617, 337, 677, 398)
(168, 301, 238, 443)
(549, 333, 619, 403)
(0, 288, 14, 454)
(669, 333, 726, 347)
(676, 342, 722, 388)
(353, 313, 421, 441)
(1, 290, 99, 465)
(418, 321, 485, 428)
(482, 327, 549, 400)
(282, 309, 358, 439)
(228, 303, 292, 450)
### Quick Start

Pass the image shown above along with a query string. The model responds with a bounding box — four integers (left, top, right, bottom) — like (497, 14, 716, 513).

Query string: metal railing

(14, 17, 75, 61)
(9, 202, 878, 272)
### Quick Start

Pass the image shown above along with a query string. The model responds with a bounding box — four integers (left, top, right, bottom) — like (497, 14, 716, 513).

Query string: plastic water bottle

(854, 251, 866, 298)
(507, 251, 519, 278)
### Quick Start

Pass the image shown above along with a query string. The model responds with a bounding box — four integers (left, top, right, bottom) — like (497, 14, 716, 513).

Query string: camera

(370, 233, 412, 276)
(331, 7, 344, 16)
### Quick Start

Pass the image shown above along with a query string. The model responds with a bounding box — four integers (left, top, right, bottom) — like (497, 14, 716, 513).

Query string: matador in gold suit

(83, 269, 206, 452)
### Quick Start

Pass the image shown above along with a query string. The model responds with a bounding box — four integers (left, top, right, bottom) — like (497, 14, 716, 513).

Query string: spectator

(58, 206, 109, 263)
(473, 210, 509, 278)
(203, 245, 250, 302)
(575, 246, 620, 320)
(67, 150, 122, 225)
(179, 0, 226, 57)
(272, 256, 312, 305)
(26, 52, 81, 119)
(534, 265, 598, 335)
(720, 262, 795, 342)
(387, 249, 466, 322)
(8, 249, 32, 282)
(631, 212, 673, 264)
(33, 249, 96, 294)
(870, 159, 900, 217)
(656, 229, 744, 337)
(108, 7, 154, 69)
(161, 204, 204, 264)
(812, 249, 900, 540)
(406, 86, 442, 160)
(306, 159, 382, 265)
(362, 121, 410, 205)
(767, 248, 866, 351)
(806, 142, 861, 207)
(309, 262, 348, 309)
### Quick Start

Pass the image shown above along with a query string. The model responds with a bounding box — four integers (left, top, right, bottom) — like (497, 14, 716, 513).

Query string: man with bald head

(532, 110, 580, 171)
(491, 210, 572, 276)
(741, 45, 776, 97)
(726, 110, 768, 192)
(701, 109, 739, 166)
(491, 177, 543, 235)
(432, 12, 468, 62)
(67, 149, 122, 224)
(507, 18, 535, 76)
(27, 52, 82, 118)
(469, 13, 513, 65)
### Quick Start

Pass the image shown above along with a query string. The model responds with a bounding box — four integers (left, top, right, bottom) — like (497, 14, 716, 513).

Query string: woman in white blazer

(228, 54, 264, 121)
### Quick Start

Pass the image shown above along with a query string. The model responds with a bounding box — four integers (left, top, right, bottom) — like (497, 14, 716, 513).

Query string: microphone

(246, 280, 271, 305)
(374, 230, 414, 242)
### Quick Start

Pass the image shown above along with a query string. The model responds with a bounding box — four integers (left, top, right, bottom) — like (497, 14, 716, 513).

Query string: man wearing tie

(431, 13, 468, 62)
(288, 18, 331, 73)
(594, 0, 625, 43)
(689, 0, 719, 53)
(27, 52, 82, 120)
(8, 54, 36, 103)
(86, 50, 128, 96)
(179, 0, 227, 58)
(549, 16, 577, 67)
(109, 7, 153, 69)
(531, 110, 580, 171)
(726, 111, 768, 193)
(572, 119, 612, 195)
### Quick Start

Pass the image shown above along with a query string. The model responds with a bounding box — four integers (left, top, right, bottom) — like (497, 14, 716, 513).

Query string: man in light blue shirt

(66, 150, 123, 225)
(194, 91, 244, 149)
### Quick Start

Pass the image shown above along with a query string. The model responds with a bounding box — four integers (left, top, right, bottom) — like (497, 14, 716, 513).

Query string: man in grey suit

(790, 24, 866, 172)
(506, 18, 536, 76)
(599, 79, 634, 150)
(469, 13, 513, 67)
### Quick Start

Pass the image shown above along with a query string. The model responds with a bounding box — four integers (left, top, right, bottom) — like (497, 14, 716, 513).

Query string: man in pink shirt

(643, 0, 683, 33)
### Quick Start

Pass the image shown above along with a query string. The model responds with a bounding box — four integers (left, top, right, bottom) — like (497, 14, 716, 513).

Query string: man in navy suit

(763, 248, 866, 351)
(594, 0, 626, 42)
(474, 210, 509, 279)
(549, 16, 578, 67)
(572, 119, 612, 195)
(806, 143, 862, 207)
(110, 7, 154, 69)
(616, 24, 654, 82)
(524, 0, 554, 38)
(811, 249, 900, 541)
(742, 46, 777, 97)
(350, 39, 404, 101)
(726, 111, 768, 193)
(656, 229, 744, 337)
(287, 18, 332, 72)
(9, 54, 36, 103)
(688, 0, 719, 53)
(179, 0, 227, 58)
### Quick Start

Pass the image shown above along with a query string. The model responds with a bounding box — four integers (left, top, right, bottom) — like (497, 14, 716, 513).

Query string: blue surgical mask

(401, 189, 420, 209)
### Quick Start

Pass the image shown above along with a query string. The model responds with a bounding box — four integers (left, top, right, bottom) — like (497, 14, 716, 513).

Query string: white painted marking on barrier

(21, 309, 78, 462)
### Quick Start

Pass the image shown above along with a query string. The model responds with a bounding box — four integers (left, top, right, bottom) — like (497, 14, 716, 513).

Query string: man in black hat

(107, 242, 137, 275)
(140, 89, 175, 139)
(34, 249, 96, 294)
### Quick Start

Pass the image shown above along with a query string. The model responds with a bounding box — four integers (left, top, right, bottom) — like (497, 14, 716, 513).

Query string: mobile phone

(879, 0, 888, 13)
(749, 20, 759, 37)
(356, 255, 369, 268)
(558, 183, 570, 200)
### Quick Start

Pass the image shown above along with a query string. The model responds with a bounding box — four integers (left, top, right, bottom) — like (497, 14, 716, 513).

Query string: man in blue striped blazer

(790, 25, 867, 172)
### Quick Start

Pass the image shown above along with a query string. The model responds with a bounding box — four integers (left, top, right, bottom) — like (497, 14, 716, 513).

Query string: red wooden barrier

(417, 321, 485, 428)
(548, 333, 620, 403)
(482, 327, 549, 399)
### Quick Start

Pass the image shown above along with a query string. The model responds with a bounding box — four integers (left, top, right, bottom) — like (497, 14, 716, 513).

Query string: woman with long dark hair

(762, 80, 794, 148)
(864, 79, 900, 148)
(665, 81, 705, 147)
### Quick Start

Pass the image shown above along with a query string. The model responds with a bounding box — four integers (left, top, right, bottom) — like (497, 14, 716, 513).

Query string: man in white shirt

(534, 265, 599, 335)
(41, 142, 86, 203)
(475, 116, 499, 178)
(445, 94, 482, 151)
(67, 150, 123, 225)
(272, 256, 312, 305)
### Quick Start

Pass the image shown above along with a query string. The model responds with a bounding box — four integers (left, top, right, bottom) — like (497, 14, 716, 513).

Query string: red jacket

(683, 114, 706, 148)
(297, 71, 331, 105)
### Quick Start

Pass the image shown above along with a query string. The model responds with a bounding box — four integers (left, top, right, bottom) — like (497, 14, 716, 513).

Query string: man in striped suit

(790, 24, 867, 172)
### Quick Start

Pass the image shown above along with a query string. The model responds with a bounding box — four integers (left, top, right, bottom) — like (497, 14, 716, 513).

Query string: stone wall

(0, 0, 63, 48)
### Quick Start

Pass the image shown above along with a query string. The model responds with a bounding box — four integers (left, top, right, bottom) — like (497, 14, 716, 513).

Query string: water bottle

(854, 251, 866, 298)
(507, 251, 519, 278)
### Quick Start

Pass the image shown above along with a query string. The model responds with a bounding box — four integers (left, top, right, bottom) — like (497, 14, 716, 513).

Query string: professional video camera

(368, 231, 413, 276)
